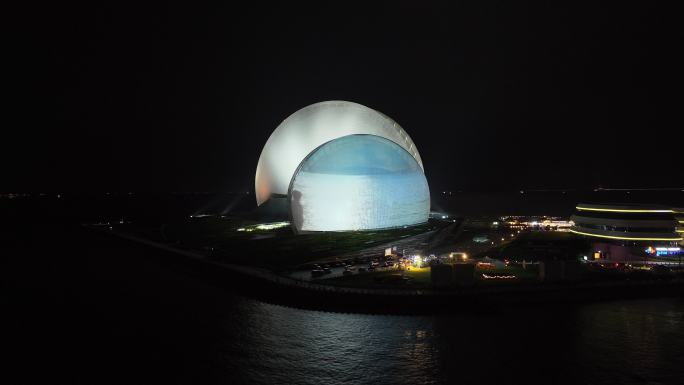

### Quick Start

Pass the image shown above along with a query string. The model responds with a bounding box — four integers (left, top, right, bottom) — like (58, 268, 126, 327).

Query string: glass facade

(289, 135, 429, 232)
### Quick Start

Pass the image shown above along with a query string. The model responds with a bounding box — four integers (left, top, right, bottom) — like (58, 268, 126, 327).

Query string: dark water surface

(4, 224, 683, 385)
(206, 296, 684, 385)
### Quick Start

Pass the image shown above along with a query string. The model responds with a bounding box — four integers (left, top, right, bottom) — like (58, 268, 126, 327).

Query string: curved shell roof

(255, 101, 423, 205)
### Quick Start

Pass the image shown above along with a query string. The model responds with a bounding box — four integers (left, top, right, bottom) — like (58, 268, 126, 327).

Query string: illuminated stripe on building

(569, 229, 682, 241)
(576, 206, 673, 213)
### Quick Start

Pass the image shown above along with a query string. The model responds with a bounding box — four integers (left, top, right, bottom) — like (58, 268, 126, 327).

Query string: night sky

(8, 2, 681, 193)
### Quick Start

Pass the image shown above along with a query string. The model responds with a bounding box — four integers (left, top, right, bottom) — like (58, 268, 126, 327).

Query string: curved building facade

(570, 203, 681, 242)
(255, 101, 423, 206)
(570, 203, 682, 261)
(255, 101, 430, 232)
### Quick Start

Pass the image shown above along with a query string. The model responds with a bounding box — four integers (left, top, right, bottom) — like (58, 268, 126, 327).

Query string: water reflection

(219, 298, 683, 385)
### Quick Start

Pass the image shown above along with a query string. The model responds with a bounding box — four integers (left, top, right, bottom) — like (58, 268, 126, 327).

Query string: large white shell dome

(255, 101, 423, 205)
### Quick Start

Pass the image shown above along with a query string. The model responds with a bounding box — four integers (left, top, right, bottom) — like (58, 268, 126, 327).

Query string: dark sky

(7, 1, 682, 193)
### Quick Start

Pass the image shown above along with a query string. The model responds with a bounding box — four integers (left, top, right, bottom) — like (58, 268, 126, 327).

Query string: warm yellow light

(569, 229, 682, 241)
(255, 221, 290, 230)
(576, 206, 673, 213)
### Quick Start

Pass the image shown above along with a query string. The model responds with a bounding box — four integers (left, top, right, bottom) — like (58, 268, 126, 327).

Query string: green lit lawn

(405, 267, 431, 284)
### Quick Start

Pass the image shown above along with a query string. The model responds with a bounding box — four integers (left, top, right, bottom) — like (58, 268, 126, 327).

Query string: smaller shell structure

(289, 135, 429, 232)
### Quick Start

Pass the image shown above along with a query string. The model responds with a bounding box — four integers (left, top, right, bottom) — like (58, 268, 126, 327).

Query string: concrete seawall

(88, 226, 684, 315)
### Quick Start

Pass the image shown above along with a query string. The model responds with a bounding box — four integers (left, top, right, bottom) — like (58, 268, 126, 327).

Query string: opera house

(255, 101, 430, 233)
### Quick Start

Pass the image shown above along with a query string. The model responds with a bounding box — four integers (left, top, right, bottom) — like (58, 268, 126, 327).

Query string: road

(288, 220, 464, 281)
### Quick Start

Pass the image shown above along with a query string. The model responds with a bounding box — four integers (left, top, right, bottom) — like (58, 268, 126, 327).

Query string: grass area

(481, 231, 590, 261)
(406, 267, 432, 284)
(147, 217, 446, 270)
(323, 267, 431, 288)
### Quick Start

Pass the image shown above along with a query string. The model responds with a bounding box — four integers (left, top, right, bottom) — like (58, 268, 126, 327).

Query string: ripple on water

(212, 297, 683, 385)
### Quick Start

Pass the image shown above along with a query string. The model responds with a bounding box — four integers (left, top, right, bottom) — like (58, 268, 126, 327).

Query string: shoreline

(88, 225, 684, 315)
